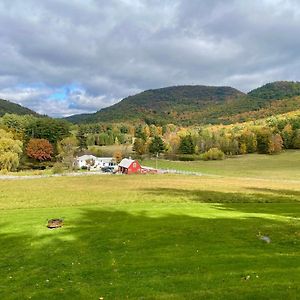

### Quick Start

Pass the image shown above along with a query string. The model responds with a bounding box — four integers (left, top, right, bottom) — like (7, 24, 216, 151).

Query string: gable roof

(118, 158, 136, 168)
(77, 155, 97, 161)
(77, 155, 114, 161)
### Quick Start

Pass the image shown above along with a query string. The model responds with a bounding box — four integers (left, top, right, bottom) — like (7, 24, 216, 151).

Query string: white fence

(158, 168, 202, 176)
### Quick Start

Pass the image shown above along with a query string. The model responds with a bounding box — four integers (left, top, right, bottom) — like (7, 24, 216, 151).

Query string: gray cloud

(1, 0, 300, 116)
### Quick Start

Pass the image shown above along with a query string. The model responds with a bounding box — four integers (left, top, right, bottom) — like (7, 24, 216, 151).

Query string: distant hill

(0, 98, 38, 117)
(66, 85, 246, 124)
(65, 81, 300, 125)
(248, 81, 300, 99)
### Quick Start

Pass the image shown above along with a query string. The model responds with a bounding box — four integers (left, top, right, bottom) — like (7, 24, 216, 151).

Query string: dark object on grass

(47, 218, 64, 229)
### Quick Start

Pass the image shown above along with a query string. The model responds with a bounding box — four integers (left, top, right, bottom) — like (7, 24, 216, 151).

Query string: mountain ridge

(65, 84, 245, 124)
(0, 98, 39, 117)
(65, 81, 300, 125)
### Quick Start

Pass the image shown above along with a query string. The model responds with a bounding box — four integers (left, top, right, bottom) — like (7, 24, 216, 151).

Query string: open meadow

(143, 150, 300, 180)
(0, 152, 300, 299)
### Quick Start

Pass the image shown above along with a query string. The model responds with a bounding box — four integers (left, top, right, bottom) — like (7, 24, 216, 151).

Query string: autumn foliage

(26, 139, 53, 161)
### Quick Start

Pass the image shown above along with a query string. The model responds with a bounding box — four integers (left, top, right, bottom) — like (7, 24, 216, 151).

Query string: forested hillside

(66, 81, 300, 125)
(248, 81, 300, 99)
(66, 85, 245, 124)
(0, 98, 38, 117)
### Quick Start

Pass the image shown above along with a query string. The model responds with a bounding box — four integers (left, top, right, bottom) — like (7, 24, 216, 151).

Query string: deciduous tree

(26, 139, 53, 161)
(133, 138, 147, 155)
(0, 129, 23, 171)
(57, 137, 78, 170)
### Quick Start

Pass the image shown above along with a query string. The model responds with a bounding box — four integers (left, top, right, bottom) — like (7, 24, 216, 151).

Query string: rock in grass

(47, 218, 63, 229)
(260, 236, 271, 243)
(257, 232, 271, 243)
(241, 275, 251, 281)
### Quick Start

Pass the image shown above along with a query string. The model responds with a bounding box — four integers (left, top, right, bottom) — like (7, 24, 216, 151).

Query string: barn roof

(118, 158, 136, 168)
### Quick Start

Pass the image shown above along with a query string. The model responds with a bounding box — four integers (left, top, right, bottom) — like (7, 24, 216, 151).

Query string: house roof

(77, 155, 114, 161)
(77, 155, 97, 160)
(118, 158, 136, 168)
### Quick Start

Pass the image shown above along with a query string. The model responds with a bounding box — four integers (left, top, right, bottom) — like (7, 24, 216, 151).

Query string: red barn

(118, 158, 141, 174)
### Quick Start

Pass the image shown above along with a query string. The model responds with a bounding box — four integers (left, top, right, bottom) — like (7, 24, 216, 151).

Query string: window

(133, 163, 136, 168)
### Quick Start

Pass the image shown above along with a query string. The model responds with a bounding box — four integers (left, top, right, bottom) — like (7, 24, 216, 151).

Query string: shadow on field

(0, 204, 300, 299)
(246, 187, 300, 198)
(142, 187, 300, 204)
(142, 187, 300, 217)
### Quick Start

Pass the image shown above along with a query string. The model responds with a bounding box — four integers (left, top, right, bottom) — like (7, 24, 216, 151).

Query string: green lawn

(143, 150, 300, 180)
(0, 154, 300, 299)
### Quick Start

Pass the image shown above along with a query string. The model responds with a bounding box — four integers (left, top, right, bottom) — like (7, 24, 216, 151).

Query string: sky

(1, 0, 300, 117)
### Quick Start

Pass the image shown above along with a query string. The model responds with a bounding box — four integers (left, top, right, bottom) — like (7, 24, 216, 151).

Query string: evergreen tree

(179, 135, 195, 154)
(135, 125, 147, 141)
(76, 126, 87, 150)
(149, 136, 165, 155)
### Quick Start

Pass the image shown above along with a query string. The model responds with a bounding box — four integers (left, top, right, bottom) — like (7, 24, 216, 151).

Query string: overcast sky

(1, 0, 300, 117)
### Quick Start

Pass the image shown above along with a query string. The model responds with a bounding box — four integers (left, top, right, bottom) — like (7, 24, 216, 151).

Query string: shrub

(52, 163, 65, 174)
(0, 168, 9, 175)
(201, 148, 225, 161)
(178, 155, 202, 161)
(89, 146, 103, 157)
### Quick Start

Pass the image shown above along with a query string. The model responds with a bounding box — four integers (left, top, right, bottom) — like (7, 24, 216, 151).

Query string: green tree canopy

(0, 129, 23, 171)
(25, 118, 70, 145)
(179, 135, 195, 154)
(149, 136, 165, 155)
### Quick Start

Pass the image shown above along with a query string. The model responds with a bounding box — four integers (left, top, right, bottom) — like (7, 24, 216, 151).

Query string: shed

(118, 158, 141, 174)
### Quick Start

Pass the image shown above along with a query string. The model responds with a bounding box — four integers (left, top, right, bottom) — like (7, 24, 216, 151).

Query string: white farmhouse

(76, 155, 116, 171)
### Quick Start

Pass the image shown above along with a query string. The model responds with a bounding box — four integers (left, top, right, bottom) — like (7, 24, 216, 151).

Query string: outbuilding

(118, 158, 141, 174)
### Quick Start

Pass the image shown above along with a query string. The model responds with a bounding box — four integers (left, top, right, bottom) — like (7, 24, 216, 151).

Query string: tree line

(1, 111, 300, 172)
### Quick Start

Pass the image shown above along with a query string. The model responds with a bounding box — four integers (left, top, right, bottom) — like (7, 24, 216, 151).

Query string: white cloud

(0, 0, 300, 116)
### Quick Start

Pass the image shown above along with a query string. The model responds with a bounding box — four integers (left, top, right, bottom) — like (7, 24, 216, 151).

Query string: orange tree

(26, 139, 53, 161)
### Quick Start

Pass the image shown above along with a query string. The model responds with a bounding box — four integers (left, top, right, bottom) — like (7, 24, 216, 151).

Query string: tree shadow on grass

(142, 187, 300, 217)
(0, 206, 300, 300)
(143, 187, 300, 203)
(246, 187, 300, 198)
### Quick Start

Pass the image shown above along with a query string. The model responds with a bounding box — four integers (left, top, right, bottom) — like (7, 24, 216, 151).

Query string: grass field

(0, 152, 300, 299)
(143, 150, 300, 180)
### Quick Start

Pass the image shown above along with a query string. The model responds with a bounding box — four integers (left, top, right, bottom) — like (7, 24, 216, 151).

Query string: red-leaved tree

(26, 139, 53, 161)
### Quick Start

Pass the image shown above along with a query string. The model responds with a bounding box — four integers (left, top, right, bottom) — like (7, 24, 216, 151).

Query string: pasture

(0, 152, 300, 299)
(143, 150, 300, 180)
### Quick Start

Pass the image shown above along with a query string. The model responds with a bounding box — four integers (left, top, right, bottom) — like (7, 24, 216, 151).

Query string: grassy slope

(1, 154, 300, 299)
(143, 151, 300, 180)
